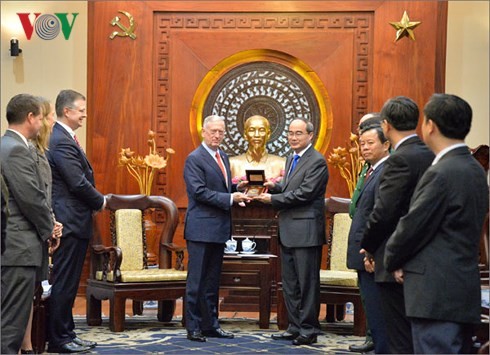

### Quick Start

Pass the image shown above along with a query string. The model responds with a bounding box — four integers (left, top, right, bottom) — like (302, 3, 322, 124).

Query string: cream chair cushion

(96, 269, 187, 282)
(115, 209, 144, 271)
(94, 209, 188, 283)
(320, 213, 358, 287)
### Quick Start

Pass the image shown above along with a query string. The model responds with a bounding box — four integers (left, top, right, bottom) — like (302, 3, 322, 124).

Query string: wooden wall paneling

(158, 12, 375, 203)
(372, 1, 447, 111)
(86, 1, 447, 295)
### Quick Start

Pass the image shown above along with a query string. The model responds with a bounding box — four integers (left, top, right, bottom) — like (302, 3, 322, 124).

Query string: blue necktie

(288, 154, 300, 176)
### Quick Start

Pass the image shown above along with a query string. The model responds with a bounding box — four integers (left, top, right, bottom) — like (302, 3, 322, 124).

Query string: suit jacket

(384, 147, 488, 324)
(47, 123, 104, 239)
(184, 144, 236, 243)
(269, 146, 329, 248)
(0, 131, 53, 266)
(346, 160, 385, 270)
(360, 136, 434, 282)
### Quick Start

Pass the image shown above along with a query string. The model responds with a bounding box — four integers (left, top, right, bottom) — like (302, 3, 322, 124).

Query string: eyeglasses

(287, 131, 307, 137)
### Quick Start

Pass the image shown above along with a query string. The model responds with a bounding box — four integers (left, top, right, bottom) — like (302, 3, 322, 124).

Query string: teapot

(241, 237, 256, 252)
(225, 237, 237, 252)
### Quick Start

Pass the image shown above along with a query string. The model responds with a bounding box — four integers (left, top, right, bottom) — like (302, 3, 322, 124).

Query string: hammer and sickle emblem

(109, 10, 136, 40)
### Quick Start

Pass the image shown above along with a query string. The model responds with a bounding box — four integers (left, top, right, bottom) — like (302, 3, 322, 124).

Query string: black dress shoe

(349, 340, 375, 353)
(202, 328, 234, 339)
(187, 330, 206, 342)
(271, 331, 299, 341)
(72, 337, 97, 348)
(47, 341, 91, 353)
(292, 334, 318, 346)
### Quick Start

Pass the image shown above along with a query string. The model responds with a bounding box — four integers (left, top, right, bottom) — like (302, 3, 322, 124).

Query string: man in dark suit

(1, 173, 9, 255)
(47, 89, 105, 353)
(183, 115, 250, 342)
(348, 112, 382, 354)
(347, 123, 390, 354)
(255, 118, 329, 346)
(360, 96, 434, 353)
(1, 94, 54, 354)
(385, 94, 489, 353)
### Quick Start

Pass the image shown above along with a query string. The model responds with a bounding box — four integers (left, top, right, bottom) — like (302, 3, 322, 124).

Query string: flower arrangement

(118, 130, 175, 195)
(327, 133, 364, 197)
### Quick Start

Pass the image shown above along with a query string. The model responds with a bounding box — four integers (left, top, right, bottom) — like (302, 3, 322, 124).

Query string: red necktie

(364, 166, 374, 182)
(73, 135, 85, 154)
(215, 151, 228, 185)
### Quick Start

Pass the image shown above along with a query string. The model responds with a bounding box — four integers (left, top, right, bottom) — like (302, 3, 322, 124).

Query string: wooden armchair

(318, 197, 366, 336)
(86, 194, 187, 332)
(277, 197, 366, 336)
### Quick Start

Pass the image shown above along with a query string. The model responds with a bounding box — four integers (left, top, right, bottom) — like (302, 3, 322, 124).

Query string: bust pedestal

(219, 201, 280, 315)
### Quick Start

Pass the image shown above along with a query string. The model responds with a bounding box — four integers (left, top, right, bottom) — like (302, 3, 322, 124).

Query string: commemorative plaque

(245, 170, 266, 197)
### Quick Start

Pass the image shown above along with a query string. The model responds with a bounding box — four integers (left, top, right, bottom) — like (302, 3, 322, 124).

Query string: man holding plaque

(255, 118, 329, 346)
(183, 115, 250, 342)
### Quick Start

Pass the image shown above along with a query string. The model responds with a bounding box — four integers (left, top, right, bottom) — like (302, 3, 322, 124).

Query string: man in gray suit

(1, 94, 55, 354)
(385, 94, 488, 353)
(255, 118, 329, 346)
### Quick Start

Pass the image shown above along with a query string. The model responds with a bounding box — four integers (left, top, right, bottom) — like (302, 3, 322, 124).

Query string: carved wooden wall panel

(85, 0, 447, 295)
(155, 12, 373, 204)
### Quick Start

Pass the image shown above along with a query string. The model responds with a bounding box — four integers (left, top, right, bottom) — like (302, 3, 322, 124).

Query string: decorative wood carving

(85, 1, 448, 296)
(155, 12, 373, 200)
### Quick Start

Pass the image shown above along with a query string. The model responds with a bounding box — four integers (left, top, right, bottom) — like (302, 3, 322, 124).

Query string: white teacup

(241, 237, 256, 252)
(225, 238, 237, 253)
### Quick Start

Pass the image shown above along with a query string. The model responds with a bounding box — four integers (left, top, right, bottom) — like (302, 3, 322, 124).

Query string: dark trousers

(48, 236, 89, 347)
(185, 240, 225, 332)
(281, 245, 322, 337)
(377, 281, 413, 354)
(358, 271, 389, 353)
(411, 317, 474, 354)
(1, 265, 36, 354)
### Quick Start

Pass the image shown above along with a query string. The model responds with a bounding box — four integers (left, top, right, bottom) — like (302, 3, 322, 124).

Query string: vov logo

(17, 13, 79, 40)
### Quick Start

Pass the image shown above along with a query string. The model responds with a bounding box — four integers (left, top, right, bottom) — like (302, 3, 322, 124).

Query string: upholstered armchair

(319, 197, 366, 336)
(86, 194, 187, 332)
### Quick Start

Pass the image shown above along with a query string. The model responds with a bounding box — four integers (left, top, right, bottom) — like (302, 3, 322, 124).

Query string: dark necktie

(288, 154, 300, 177)
(215, 151, 228, 186)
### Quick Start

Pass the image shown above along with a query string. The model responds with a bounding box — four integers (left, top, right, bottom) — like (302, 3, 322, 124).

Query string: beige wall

(1, 1, 88, 147)
(1, 1, 488, 149)
(446, 1, 489, 148)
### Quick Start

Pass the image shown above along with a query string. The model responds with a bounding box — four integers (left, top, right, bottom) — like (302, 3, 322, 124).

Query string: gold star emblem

(389, 11, 421, 42)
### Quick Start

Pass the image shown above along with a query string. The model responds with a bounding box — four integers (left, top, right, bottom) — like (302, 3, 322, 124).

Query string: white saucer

(240, 250, 256, 255)
(224, 251, 239, 255)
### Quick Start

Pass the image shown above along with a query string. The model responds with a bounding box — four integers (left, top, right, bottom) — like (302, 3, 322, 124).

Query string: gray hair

(203, 115, 225, 129)
(55, 89, 85, 117)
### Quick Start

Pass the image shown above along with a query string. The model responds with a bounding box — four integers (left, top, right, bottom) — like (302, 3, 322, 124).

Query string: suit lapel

(357, 162, 383, 201)
(283, 146, 313, 189)
(198, 145, 229, 190)
(54, 123, 93, 171)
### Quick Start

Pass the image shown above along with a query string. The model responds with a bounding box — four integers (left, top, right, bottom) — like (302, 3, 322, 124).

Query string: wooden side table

(220, 254, 276, 329)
